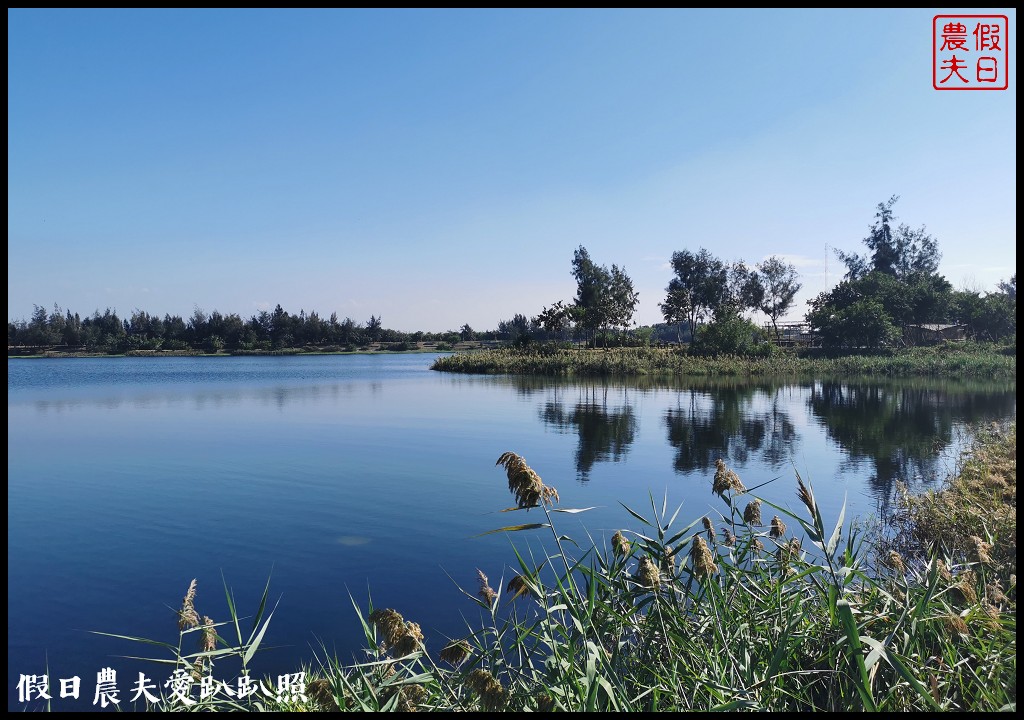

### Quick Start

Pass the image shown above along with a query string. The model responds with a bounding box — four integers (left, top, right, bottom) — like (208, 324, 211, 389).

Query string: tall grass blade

(836, 599, 876, 711)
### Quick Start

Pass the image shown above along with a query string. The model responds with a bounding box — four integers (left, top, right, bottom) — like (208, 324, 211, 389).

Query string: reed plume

(611, 530, 630, 558)
(702, 516, 714, 542)
(178, 578, 200, 631)
(690, 535, 718, 577)
(367, 608, 423, 656)
(661, 545, 676, 574)
(769, 516, 787, 538)
(477, 569, 498, 605)
(439, 639, 471, 667)
(496, 452, 559, 509)
(713, 459, 746, 497)
(968, 535, 993, 565)
(941, 614, 969, 635)
(393, 621, 423, 657)
(886, 551, 907, 574)
(200, 615, 217, 652)
(952, 572, 978, 605)
(306, 678, 339, 711)
(796, 472, 816, 516)
(743, 499, 762, 526)
(636, 556, 661, 589)
(467, 669, 507, 711)
(507, 573, 535, 600)
(535, 692, 555, 712)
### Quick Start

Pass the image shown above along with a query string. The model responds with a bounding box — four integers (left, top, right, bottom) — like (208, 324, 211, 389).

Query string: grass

(430, 342, 1016, 379)
(68, 423, 1015, 712)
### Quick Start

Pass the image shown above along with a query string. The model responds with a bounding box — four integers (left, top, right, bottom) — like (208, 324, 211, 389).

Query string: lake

(7, 354, 1016, 709)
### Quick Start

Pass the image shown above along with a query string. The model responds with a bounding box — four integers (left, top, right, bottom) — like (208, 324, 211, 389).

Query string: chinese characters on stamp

(934, 15, 1009, 90)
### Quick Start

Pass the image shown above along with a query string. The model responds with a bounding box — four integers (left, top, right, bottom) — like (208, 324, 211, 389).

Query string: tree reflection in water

(664, 382, 798, 474)
(806, 378, 1017, 511)
(539, 383, 637, 482)
(504, 374, 1013, 509)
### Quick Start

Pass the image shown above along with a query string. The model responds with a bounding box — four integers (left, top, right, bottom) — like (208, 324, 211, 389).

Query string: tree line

(9, 197, 1016, 355)
(7, 304, 498, 353)
(527, 196, 1014, 351)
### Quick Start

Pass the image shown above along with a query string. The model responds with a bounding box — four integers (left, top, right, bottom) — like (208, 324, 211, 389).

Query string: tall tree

(606, 264, 640, 333)
(366, 315, 383, 342)
(660, 249, 728, 342)
(658, 284, 691, 343)
(571, 246, 610, 345)
(570, 246, 638, 346)
(836, 196, 941, 281)
(753, 256, 802, 339)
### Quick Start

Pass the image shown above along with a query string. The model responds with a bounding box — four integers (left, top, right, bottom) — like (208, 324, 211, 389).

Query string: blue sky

(8, 8, 1016, 332)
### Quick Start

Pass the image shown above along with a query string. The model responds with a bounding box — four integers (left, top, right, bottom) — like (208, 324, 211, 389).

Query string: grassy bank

(82, 423, 1015, 712)
(431, 342, 1016, 379)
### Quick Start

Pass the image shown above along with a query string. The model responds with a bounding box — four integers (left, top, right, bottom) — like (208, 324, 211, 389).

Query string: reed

(83, 425, 1015, 712)
(431, 343, 1015, 379)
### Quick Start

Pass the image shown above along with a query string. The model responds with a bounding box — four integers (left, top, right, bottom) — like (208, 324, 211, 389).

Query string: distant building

(905, 323, 967, 345)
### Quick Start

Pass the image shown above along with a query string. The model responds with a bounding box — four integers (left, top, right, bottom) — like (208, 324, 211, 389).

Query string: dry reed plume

(968, 535, 993, 565)
(439, 639, 471, 667)
(797, 473, 816, 516)
(367, 608, 423, 657)
(477, 569, 498, 605)
(178, 578, 200, 631)
(611, 530, 631, 557)
(886, 551, 907, 574)
(636, 556, 661, 589)
(713, 459, 746, 497)
(770, 516, 787, 538)
(496, 451, 559, 509)
(690, 535, 719, 577)
(661, 545, 676, 574)
(467, 669, 507, 711)
(507, 573, 535, 599)
(743, 499, 762, 526)
(200, 615, 217, 652)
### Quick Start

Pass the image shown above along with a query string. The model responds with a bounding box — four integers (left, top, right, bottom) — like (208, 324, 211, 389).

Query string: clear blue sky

(8, 8, 1017, 332)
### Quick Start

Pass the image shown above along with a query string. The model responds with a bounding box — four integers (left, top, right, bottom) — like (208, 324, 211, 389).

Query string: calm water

(7, 355, 1016, 709)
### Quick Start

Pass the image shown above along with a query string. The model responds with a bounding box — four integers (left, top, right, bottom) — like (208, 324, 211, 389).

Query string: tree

(951, 280, 1016, 341)
(807, 297, 900, 350)
(270, 304, 291, 348)
(659, 249, 728, 343)
(497, 314, 532, 346)
(836, 196, 941, 281)
(811, 198, 953, 347)
(366, 315, 383, 343)
(571, 246, 638, 346)
(690, 314, 771, 357)
(606, 264, 640, 334)
(752, 256, 802, 339)
(997, 274, 1016, 301)
(571, 246, 610, 345)
(459, 324, 475, 341)
(658, 284, 691, 343)
(535, 301, 574, 337)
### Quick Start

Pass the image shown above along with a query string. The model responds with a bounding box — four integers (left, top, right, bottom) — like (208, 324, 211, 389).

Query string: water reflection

(664, 383, 799, 473)
(513, 373, 1015, 501)
(24, 382, 361, 413)
(538, 385, 637, 481)
(807, 378, 1017, 508)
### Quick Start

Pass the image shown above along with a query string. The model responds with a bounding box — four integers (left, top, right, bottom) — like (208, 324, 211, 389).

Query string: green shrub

(690, 315, 772, 357)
